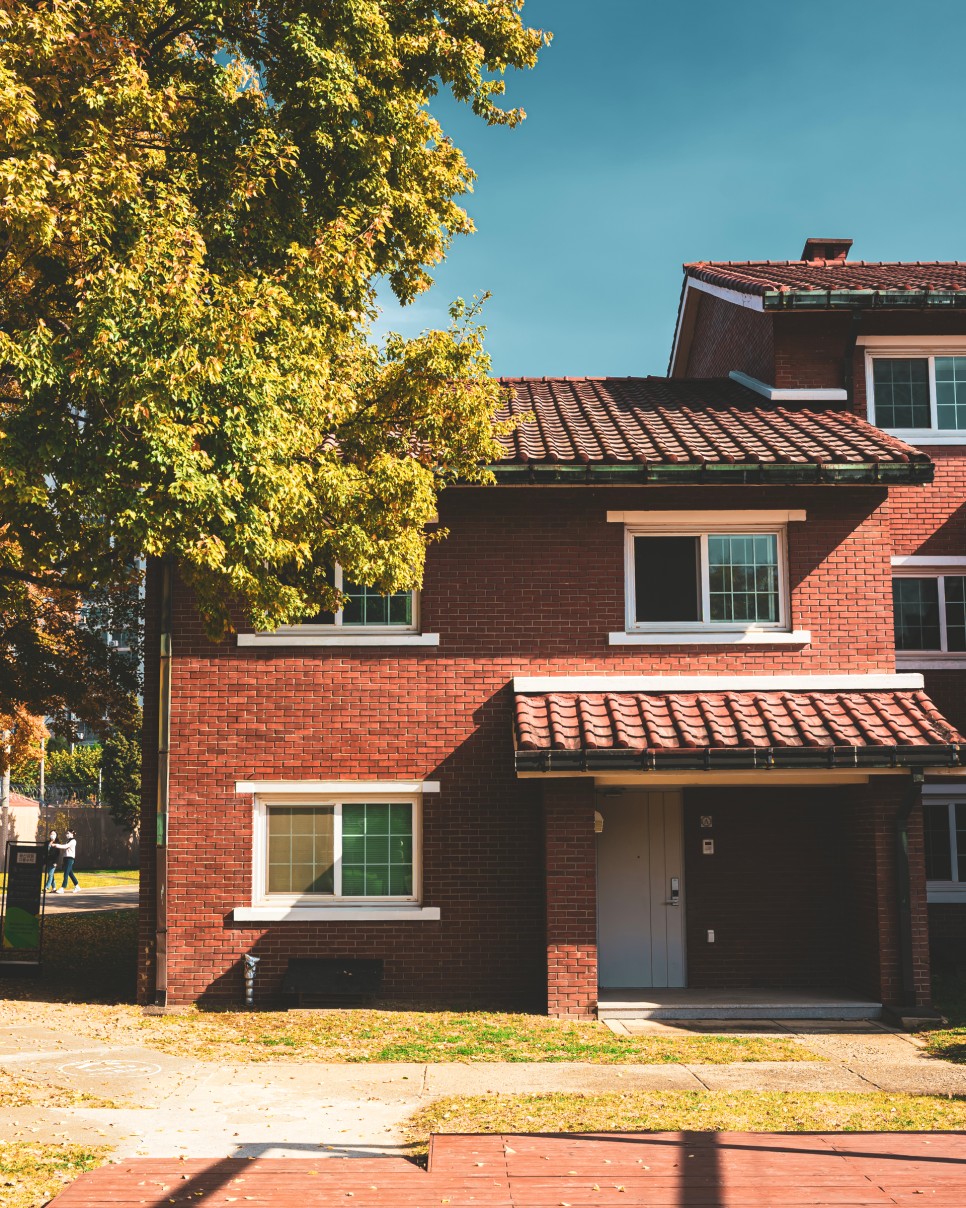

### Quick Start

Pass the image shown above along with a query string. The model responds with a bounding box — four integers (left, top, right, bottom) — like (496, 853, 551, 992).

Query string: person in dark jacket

(43, 831, 59, 892)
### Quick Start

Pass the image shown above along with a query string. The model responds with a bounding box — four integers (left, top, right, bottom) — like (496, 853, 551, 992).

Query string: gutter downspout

(155, 558, 173, 1005)
(896, 769, 924, 1007)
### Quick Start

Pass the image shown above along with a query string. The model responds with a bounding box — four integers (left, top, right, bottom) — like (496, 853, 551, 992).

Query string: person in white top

(54, 831, 79, 893)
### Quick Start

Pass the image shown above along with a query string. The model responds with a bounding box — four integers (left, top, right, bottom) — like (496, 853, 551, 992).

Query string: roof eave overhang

(515, 745, 964, 774)
(485, 461, 933, 486)
(762, 289, 966, 311)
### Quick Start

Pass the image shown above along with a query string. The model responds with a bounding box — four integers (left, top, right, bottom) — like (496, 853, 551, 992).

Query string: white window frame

(862, 338, 966, 443)
(892, 558, 966, 669)
(237, 784, 440, 921)
(611, 515, 808, 646)
(924, 788, 966, 903)
(237, 566, 440, 647)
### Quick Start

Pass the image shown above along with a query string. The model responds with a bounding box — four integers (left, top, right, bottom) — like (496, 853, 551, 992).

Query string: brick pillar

(544, 780, 597, 1019)
(848, 779, 932, 1008)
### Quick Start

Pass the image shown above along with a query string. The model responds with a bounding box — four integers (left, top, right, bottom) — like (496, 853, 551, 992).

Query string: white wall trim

(608, 629, 811, 647)
(513, 673, 925, 693)
(607, 509, 806, 525)
(233, 906, 441, 923)
(875, 431, 966, 446)
(892, 556, 966, 568)
(896, 653, 966, 670)
(729, 370, 848, 402)
(236, 780, 440, 795)
(238, 633, 440, 647)
(686, 275, 765, 311)
(858, 335, 966, 349)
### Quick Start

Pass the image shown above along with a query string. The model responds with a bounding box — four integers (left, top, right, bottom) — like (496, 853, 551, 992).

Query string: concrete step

(597, 992, 884, 1021)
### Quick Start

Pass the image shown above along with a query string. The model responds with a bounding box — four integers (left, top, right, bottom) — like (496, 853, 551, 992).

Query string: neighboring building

(139, 238, 966, 1019)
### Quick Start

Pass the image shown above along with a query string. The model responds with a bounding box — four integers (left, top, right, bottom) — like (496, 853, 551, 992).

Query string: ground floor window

(261, 797, 417, 901)
(924, 794, 966, 901)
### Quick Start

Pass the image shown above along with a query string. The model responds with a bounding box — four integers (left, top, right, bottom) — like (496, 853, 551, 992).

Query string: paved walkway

(1, 1019, 965, 1160)
(49, 1131, 966, 1206)
(40, 884, 138, 913)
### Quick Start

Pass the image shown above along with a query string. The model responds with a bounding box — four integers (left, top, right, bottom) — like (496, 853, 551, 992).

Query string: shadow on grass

(0, 910, 137, 1004)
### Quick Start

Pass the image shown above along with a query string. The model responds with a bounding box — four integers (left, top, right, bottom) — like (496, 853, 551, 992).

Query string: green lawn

(132, 1006, 817, 1064)
(0, 867, 139, 889)
(920, 969, 966, 1062)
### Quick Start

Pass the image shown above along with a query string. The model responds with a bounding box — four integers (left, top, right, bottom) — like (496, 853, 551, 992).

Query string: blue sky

(374, 0, 966, 378)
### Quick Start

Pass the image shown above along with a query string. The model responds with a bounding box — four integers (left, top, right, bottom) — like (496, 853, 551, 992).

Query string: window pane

(267, 807, 334, 894)
(299, 566, 337, 625)
(924, 805, 952, 881)
(893, 578, 941, 650)
(957, 804, 966, 883)
(634, 536, 699, 622)
(935, 357, 966, 429)
(872, 358, 930, 428)
(708, 534, 779, 623)
(945, 576, 966, 652)
(340, 802, 413, 897)
(342, 580, 413, 627)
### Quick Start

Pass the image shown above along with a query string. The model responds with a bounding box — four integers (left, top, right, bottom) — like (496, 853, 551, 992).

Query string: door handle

(664, 876, 680, 906)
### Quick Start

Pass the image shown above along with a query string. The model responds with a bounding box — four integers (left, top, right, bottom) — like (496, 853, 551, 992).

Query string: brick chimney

(800, 237, 853, 264)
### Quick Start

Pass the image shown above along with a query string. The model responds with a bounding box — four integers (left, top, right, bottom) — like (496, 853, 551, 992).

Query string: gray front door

(597, 790, 686, 988)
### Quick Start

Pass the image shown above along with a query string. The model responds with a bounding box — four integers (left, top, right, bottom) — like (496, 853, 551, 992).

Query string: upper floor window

(893, 575, 966, 652)
(237, 565, 438, 646)
(607, 510, 809, 647)
(632, 532, 782, 628)
(868, 351, 966, 434)
(300, 566, 415, 631)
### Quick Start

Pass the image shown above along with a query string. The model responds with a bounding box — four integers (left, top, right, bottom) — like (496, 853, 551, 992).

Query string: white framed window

(237, 566, 439, 647)
(287, 565, 417, 633)
(255, 793, 420, 903)
(608, 512, 808, 646)
(892, 559, 966, 668)
(924, 792, 966, 902)
(234, 783, 442, 921)
(863, 339, 966, 442)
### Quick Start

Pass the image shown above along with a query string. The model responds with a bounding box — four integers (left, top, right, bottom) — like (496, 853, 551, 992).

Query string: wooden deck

(50, 1131, 966, 1206)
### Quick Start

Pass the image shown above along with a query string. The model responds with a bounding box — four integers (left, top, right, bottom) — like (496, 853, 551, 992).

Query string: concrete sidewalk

(1, 1017, 965, 1160)
(39, 884, 138, 913)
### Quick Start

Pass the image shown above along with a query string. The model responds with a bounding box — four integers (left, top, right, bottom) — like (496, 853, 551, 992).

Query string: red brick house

(139, 237, 966, 1020)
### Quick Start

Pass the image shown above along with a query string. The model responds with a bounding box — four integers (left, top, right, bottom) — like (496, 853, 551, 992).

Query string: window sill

(609, 629, 811, 647)
(896, 652, 966, 670)
(237, 633, 440, 648)
(233, 905, 441, 923)
(927, 886, 966, 904)
(882, 429, 966, 446)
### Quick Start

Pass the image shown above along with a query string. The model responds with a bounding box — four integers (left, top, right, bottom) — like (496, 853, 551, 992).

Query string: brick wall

(543, 781, 596, 1019)
(680, 290, 774, 380)
(145, 484, 921, 1007)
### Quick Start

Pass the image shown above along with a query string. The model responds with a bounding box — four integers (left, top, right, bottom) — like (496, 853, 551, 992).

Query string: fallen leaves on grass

(127, 1009, 819, 1064)
(0, 1075, 116, 1110)
(406, 1091, 966, 1154)
(0, 1142, 109, 1208)
(921, 1029, 966, 1063)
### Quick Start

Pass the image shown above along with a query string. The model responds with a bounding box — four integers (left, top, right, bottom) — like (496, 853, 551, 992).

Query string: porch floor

(597, 987, 883, 1021)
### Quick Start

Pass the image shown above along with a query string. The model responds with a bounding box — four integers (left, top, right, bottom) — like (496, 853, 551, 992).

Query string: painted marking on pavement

(59, 1058, 161, 1077)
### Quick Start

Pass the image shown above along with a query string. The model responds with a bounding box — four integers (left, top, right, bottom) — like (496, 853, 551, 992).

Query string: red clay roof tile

(514, 691, 965, 753)
(686, 260, 966, 296)
(495, 377, 926, 466)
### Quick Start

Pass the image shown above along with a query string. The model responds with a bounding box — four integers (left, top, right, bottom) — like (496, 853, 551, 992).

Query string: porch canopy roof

(514, 689, 965, 772)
